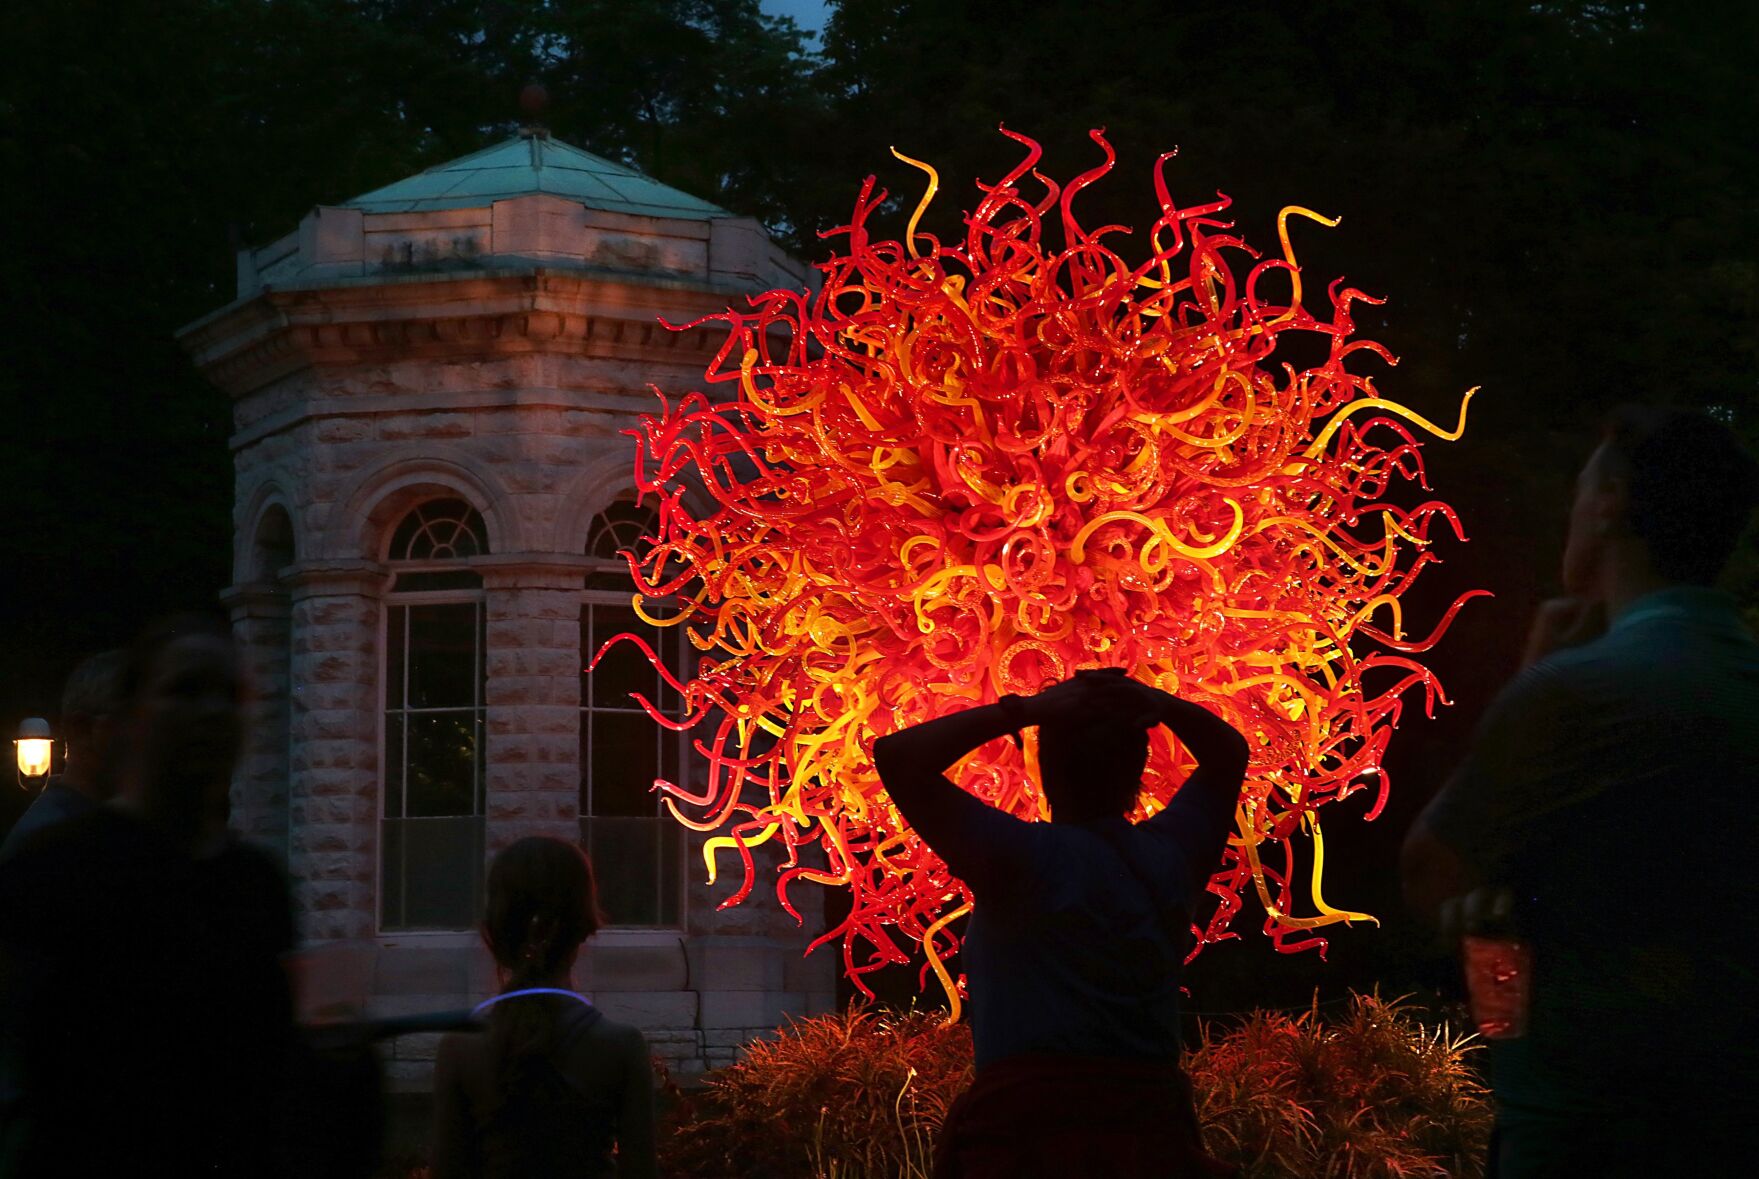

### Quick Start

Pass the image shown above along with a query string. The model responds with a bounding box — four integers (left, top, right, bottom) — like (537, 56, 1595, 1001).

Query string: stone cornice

(220, 581, 292, 617)
(228, 384, 663, 451)
(283, 559, 389, 600)
(477, 553, 600, 590)
(177, 267, 759, 399)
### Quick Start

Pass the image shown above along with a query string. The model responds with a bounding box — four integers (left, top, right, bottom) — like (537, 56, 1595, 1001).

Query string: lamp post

(15, 717, 53, 789)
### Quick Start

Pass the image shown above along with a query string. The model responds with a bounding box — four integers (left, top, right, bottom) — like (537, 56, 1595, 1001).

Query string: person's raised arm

(871, 699, 1031, 883)
(1122, 681, 1251, 903)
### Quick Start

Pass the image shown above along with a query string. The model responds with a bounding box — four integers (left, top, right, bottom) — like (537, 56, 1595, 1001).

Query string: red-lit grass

(656, 993, 1490, 1179)
(1189, 992, 1491, 1177)
(660, 1007, 972, 1179)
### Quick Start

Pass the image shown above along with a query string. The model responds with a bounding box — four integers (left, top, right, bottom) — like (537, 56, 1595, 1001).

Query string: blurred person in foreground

(874, 670, 1248, 1179)
(0, 614, 296, 1178)
(431, 836, 657, 1179)
(0, 648, 126, 863)
(1403, 406, 1759, 1176)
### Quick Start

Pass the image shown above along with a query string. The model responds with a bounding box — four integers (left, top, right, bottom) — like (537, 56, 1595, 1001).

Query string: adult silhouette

(875, 669, 1247, 1179)
(1404, 406, 1759, 1175)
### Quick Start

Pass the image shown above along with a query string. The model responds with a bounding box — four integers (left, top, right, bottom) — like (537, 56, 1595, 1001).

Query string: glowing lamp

(15, 717, 52, 783)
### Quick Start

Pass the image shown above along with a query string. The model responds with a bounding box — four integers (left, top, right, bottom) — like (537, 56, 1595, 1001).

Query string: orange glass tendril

(598, 129, 1484, 1017)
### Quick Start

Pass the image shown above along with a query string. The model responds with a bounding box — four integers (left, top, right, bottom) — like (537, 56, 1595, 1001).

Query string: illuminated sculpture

(607, 130, 1480, 1013)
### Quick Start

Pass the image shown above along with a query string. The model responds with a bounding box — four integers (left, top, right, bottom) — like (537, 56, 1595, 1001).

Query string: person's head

(114, 614, 243, 837)
(1563, 406, 1759, 598)
(1037, 717, 1150, 823)
(58, 648, 126, 794)
(482, 837, 606, 987)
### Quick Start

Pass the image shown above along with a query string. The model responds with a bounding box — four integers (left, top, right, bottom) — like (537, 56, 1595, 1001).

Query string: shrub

(659, 1007, 973, 1179)
(1189, 993, 1492, 1178)
(660, 993, 1490, 1179)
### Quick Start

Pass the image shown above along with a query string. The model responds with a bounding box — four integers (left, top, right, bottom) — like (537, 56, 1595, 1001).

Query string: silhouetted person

(1, 648, 125, 863)
(0, 614, 296, 1178)
(874, 670, 1248, 1179)
(1403, 406, 1759, 1176)
(432, 837, 657, 1179)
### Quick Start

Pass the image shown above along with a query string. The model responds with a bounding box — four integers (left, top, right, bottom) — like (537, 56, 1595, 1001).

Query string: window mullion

(589, 602, 596, 820)
(401, 606, 411, 821)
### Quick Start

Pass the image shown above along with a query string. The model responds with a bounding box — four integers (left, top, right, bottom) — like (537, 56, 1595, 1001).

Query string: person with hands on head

(874, 669, 1248, 1179)
(1401, 406, 1759, 1176)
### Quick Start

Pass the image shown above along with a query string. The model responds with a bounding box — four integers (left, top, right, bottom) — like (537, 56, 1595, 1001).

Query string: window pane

(659, 818, 682, 926)
(649, 604, 683, 715)
(406, 713, 480, 817)
(589, 711, 660, 817)
(587, 603, 657, 708)
(384, 713, 405, 818)
(386, 607, 407, 710)
(660, 725, 679, 788)
(585, 817, 669, 927)
(382, 819, 405, 928)
(382, 817, 483, 930)
(407, 603, 479, 709)
(390, 499, 488, 562)
(585, 568, 635, 591)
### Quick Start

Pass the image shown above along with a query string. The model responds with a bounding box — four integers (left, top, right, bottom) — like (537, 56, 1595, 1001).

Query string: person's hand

(1020, 671, 1169, 729)
(1521, 597, 1606, 669)
(1096, 674, 1178, 729)
(1018, 676, 1108, 727)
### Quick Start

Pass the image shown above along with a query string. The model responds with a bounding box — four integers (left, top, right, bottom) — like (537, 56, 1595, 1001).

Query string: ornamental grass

(658, 993, 1491, 1179)
(659, 1007, 972, 1179)
(1189, 992, 1492, 1178)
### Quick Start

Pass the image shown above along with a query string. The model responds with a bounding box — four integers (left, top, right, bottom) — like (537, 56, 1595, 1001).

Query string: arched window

(251, 504, 296, 581)
(580, 499, 688, 927)
(389, 498, 487, 561)
(382, 497, 487, 931)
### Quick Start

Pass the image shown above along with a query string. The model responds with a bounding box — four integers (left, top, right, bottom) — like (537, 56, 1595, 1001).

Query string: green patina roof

(342, 132, 732, 220)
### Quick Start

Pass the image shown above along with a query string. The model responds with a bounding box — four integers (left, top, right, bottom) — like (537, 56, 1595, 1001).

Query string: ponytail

(479, 839, 606, 1108)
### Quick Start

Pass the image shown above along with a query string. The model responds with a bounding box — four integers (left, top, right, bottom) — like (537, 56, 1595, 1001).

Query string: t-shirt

(1421, 587, 1759, 1121)
(893, 766, 1237, 1070)
(0, 777, 98, 863)
(0, 807, 298, 1177)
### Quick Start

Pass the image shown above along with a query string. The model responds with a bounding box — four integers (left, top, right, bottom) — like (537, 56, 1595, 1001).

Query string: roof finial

(518, 83, 550, 140)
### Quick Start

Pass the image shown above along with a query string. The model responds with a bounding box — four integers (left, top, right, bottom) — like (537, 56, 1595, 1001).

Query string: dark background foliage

(3, 0, 1754, 1008)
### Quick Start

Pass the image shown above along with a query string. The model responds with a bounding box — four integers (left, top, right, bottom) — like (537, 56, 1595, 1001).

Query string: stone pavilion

(177, 130, 835, 1088)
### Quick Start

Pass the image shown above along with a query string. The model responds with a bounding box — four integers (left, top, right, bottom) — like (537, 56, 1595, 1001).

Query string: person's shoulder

(5, 780, 93, 843)
(2, 805, 134, 874)
(587, 1011, 650, 1052)
(1488, 643, 1615, 719)
(0, 809, 143, 936)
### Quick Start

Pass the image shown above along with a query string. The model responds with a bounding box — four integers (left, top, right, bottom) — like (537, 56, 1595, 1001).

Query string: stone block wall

(359, 928, 836, 1089)
(220, 374, 841, 1085)
(193, 199, 838, 1089)
(285, 570, 382, 942)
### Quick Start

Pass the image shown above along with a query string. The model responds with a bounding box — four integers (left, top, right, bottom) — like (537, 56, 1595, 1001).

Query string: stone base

(310, 931, 835, 1091)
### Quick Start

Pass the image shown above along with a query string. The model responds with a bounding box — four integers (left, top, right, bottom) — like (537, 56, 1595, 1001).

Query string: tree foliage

(1, 1, 1753, 859)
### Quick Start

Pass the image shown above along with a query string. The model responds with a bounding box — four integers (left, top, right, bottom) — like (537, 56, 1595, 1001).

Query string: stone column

(222, 581, 293, 857)
(481, 556, 591, 851)
(284, 560, 386, 942)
